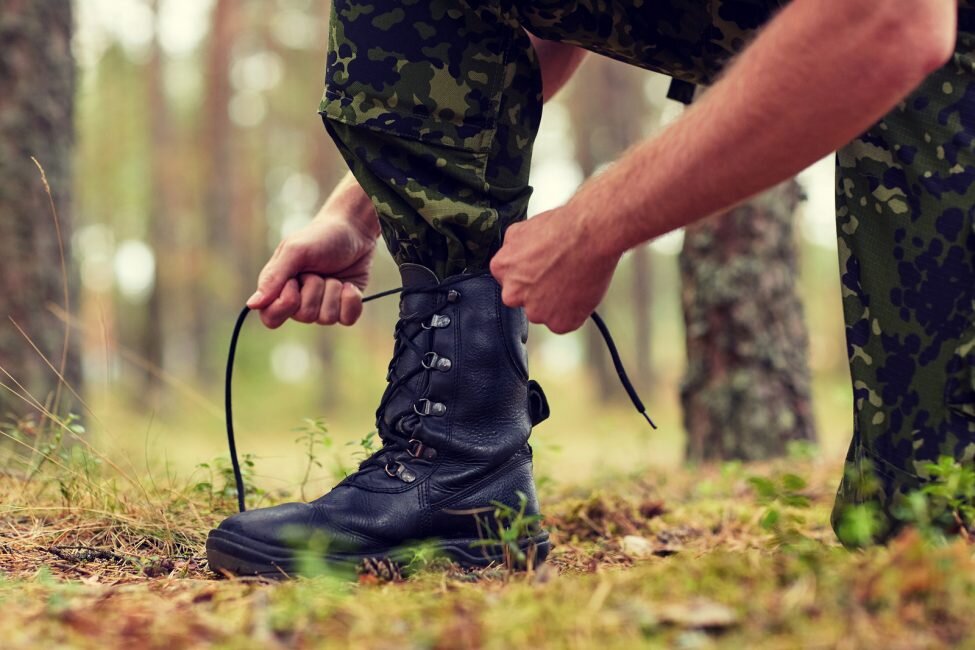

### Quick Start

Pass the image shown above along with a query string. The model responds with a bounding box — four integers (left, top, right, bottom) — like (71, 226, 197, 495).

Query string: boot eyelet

(385, 461, 417, 483)
(414, 399, 447, 416)
(409, 438, 438, 460)
(423, 314, 451, 329)
(422, 352, 452, 372)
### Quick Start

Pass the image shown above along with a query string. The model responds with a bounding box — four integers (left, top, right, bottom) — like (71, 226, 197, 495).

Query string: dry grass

(3, 439, 975, 649)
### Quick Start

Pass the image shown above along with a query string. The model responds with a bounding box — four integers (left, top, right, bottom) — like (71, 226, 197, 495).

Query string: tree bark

(680, 180, 816, 461)
(195, 0, 240, 381)
(0, 1, 80, 419)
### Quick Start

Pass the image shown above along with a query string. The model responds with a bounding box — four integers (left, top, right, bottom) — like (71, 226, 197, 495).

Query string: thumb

(248, 245, 304, 309)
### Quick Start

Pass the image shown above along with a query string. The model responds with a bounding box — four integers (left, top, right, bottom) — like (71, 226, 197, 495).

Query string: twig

(46, 545, 129, 565)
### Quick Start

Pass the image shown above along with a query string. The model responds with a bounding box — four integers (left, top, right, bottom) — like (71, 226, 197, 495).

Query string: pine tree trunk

(680, 180, 815, 461)
(196, 0, 239, 381)
(0, 1, 79, 419)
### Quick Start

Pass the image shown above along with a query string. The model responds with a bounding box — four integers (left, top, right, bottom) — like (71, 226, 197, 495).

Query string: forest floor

(3, 432, 975, 650)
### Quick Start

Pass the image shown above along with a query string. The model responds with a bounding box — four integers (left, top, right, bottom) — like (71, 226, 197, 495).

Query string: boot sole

(206, 528, 551, 579)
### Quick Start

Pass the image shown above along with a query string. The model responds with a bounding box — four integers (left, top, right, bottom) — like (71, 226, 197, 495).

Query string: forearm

(575, 0, 957, 256)
(316, 171, 381, 238)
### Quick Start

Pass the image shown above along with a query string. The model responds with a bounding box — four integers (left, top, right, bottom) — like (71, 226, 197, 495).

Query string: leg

(832, 13, 975, 539)
(320, 0, 539, 278)
(320, 0, 785, 278)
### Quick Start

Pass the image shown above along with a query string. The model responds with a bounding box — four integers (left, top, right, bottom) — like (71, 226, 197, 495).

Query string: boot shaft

(366, 265, 538, 495)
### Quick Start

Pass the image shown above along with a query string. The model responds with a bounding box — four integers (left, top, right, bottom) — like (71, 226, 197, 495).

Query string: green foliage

(786, 440, 819, 462)
(193, 453, 263, 509)
(836, 456, 975, 547)
(747, 471, 817, 555)
(471, 491, 544, 571)
(835, 503, 884, 548)
(281, 526, 356, 584)
(346, 429, 378, 463)
(1, 413, 87, 476)
(0, 413, 106, 509)
(10, 447, 975, 647)
(294, 418, 339, 500)
(894, 456, 975, 542)
(294, 418, 378, 499)
(401, 540, 452, 575)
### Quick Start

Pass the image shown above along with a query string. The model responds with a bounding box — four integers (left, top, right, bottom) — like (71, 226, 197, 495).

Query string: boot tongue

(376, 264, 441, 435)
(399, 263, 439, 288)
(398, 263, 439, 317)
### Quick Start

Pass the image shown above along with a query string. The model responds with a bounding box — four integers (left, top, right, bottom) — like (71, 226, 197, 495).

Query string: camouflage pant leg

(831, 15, 975, 538)
(319, 1, 782, 277)
(320, 1, 537, 278)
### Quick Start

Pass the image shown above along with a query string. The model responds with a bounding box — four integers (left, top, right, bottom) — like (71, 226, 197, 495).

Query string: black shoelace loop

(224, 276, 655, 513)
(357, 274, 474, 478)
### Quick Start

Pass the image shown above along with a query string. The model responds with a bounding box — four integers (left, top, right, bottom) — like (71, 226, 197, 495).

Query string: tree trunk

(0, 1, 80, 419)
(680, 179, 815, 461)
(195, 0, 239, 380)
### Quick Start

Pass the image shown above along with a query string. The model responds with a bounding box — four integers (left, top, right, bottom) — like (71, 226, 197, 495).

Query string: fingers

(248, 241, 303, 309)
(489, 253, 507, 286)
(338, 283, 364, 325)
(501, 284, 525, 308)
(524, 305, 585, 335)
(317, 278, 344, 325)
(547, 317, 587, 335)
(258, 275, 364, 329)
(260, 278, 300, 329)
(296, 278, 362, 327)
(292, 274, 326, 323)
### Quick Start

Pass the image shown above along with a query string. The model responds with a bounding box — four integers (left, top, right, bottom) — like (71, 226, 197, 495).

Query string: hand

(247, 215, 378, 329)
(490, 206, 620, 334)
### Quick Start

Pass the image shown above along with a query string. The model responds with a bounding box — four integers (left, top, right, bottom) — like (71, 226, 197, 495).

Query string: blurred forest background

(1, 0, 852, 496)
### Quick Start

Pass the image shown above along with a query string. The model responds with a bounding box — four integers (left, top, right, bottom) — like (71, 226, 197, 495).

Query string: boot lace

(223, 274, 655, 513)
(356, 273, 475, 481)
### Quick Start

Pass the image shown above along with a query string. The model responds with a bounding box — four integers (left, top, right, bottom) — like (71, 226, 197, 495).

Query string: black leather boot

(206, 265, 551, 576)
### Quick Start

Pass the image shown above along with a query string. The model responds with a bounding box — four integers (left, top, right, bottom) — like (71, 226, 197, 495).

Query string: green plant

(194, 453, 262, 509)
(470, 491, 544, 572)
(786, 440, 819, 462)
(747, 472, 818, 554)
(895, 455, 975, 541)
(294, 418, 351, 497)
(346, 429, 378, 463)
(1, 413, 86, 478)
(836, 503, 884, 548)
(836, 456, 975, 547)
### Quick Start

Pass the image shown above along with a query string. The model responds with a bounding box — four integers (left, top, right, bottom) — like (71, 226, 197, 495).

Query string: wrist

(318, 179, 381, 239)
(567, 191, 628, 262)
(343, 203, 381, 239)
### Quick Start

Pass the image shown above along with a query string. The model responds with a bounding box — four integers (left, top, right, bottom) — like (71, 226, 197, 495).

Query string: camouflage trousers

(319, 1, 975, 538)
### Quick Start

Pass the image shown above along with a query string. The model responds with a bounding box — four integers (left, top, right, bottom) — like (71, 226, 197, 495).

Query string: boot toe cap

(216, 502, 318, 546)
